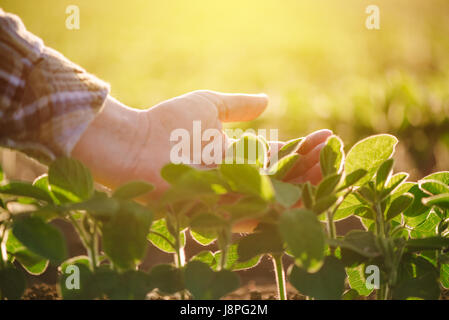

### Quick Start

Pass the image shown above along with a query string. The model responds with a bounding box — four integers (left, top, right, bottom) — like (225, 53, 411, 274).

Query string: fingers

(283, 129, 332, 183)
(297, 129, 333, 155)
(290, 163, 323, 185)
(194, 90, 269, 122)
(284, 142, 325, 181)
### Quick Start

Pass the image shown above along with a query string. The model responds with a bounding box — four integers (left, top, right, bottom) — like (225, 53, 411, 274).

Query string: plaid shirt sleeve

(0, 9, 110, 163)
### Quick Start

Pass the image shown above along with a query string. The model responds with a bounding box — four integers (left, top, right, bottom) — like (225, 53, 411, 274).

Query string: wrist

(71, 95, 140, 188)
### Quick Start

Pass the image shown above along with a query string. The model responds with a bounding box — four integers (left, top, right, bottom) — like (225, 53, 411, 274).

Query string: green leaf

(405, 237, 449, 251)
(184, 260, 240, 300)
(271, 179, 301, 208)
(214, 243, 262, 271)
(344, 134, 398, 186)
(268, 153, 299, 180)
(60, 255, 91, 270)
(6, 230, 26, 254)
(15, 250, 49, 276)
(357, 184, 376, 203)
(0, 263, 26, 300)
(102, 201, 152, 269)
(237, 224, 283, 262)
(48, 157, 94, 202)
(190, 213, 229, 231)
(149, 264, 184, 294)
(346, 264, 373, 296)
(320, 136, 344, 177)
(316, 174, 341, 199)
(277, 137, 304, 159)
(289, 256, 346, 300)
(340, 169, 367, 189)
(113, 181, 154, 199)
(112, 270, 150, 300)
(301, 182, 314, 209)
(313, 194, 338, 215)
(410, 211, 439, 238)
(419, 179, 449, 196)
(333, 193, 363, 221)
(161, 169, 225, 206)
(148, 218, 185, 253)
(87, 267, 150, 300)
(393, 256, 440, 300)
(380, 172, 409, 198)
(161, 163, 194, 184)
(227, 134, 267, 168)
(422, 171, 449, 185)
(385, 193, 413, 221)
(12, 216, 67, 264)
(0, 181, 53, 203)
(404, 184, 429, 218)
(220, 164, 274, 201)
(279, 209, 325, 271)
(190, 250, 216, 265)
(32, 174, 59, 204)
(422, 193, 449, 210)
(66, 195, 119, 221)
(222, 196, 268, 222)
(375, 159, 394, 191)
(190, 229, 216, 246)
(328, 231, 381, 258)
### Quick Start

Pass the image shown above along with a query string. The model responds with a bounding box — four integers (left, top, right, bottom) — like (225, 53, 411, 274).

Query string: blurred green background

(2, 0, 449, 179)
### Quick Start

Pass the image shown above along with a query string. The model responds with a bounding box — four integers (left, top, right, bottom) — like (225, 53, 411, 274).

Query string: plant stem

(217, 229, 230, 271)
(87, 223, 99, 271)
(172, 223, 186, 300)
(383, 283, 391, 300)
(375, 205, 384, 236)
(175, 244, 185, 268)
(0, 224, 7, 269)
(326, 210, 337, 240)
(272, 254, 287, 300)
(68, 214, 97, 271)
(219, 245, 228, 271)
(373, 201, 395, 300)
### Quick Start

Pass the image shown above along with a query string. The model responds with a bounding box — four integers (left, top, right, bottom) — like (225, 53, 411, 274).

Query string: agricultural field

(1, 0, 449, 300)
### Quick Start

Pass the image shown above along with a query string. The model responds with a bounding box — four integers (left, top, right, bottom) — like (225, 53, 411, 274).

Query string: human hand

(72, 91, 268, 196)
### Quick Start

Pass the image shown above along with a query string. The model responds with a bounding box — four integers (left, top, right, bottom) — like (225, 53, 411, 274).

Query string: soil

(21, 281, 305, 300)
(23, 283, 60, 300)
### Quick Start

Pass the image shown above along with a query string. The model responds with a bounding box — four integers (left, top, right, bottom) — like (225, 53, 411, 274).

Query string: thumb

(195, 90, 269, 122)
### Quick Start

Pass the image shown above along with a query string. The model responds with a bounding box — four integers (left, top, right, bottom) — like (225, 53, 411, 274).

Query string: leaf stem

(68, 213, 97, 271)
(272, 254, 287, 300)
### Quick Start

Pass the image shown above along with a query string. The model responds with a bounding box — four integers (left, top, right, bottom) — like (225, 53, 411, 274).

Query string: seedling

(0, 133, 448, 300)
